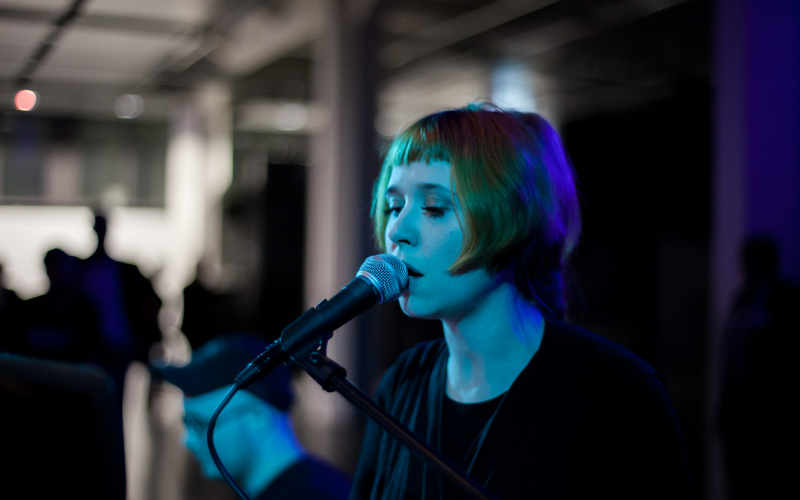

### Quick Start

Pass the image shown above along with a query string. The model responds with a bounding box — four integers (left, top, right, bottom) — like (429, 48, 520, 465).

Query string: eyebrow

(386, 183, 451, 196)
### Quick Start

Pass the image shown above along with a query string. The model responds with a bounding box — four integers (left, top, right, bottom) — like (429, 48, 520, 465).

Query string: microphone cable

(207, 384, 251, 500)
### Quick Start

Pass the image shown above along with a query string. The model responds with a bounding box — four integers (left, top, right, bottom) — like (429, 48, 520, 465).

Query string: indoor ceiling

(0, 0, 710, 130)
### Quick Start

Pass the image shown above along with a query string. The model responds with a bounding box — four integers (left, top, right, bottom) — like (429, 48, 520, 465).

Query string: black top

(441, 395, 502, 499)
(350, 318, 692, 500)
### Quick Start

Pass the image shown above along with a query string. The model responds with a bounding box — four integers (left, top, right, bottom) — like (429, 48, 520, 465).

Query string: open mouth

(405, 264, 423, 278)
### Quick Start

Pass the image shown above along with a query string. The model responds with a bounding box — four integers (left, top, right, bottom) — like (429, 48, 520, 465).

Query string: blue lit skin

(383, 161, 502, 323)
(384, 160, 544, 403)
(182, 387, 271, 480)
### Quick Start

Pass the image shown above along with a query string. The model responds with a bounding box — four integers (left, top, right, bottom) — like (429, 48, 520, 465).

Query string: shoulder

(545, 323, 693, 497)
(496, 320, 691, 495)
(544, 318, 659, 380)
(537, 321, 685, 453)
(297, 455, 351, 485)
(515, 318, 672, 418)
(263, 456, 351, 500)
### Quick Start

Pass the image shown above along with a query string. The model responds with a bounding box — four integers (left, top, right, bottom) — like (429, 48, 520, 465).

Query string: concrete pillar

(129, 83, 233, 500)
(299, 0, 383, 472)
(164, 84, 232, 297)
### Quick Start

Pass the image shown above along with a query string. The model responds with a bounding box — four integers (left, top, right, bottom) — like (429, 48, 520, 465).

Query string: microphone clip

(295, 347, 347, 393)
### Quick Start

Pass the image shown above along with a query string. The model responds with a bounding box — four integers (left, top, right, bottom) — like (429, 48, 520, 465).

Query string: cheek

(384, 232, 393, 251)
(436, 228, 464, 262)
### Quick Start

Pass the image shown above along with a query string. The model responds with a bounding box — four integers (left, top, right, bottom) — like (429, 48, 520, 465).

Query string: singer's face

(384, 161, 499, 321)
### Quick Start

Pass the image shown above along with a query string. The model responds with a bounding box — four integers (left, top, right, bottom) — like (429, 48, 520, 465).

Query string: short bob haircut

(372, 103, 581, 317)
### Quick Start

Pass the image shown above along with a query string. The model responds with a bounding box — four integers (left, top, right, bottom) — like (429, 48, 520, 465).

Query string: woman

(350, 104, 691, 499)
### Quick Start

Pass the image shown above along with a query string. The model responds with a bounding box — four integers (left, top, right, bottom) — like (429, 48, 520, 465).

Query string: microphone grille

(357, 254, 409, 303)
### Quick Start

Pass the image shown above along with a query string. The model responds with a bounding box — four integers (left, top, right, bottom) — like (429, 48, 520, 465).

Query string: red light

(15, 90, 38, 111)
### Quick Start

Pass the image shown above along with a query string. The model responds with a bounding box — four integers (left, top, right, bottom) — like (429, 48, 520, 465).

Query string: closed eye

(383, 206, 402, 216)
(423, 206, 447, 218)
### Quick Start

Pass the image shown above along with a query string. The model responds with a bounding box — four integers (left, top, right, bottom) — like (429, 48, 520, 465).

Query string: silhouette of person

(153, 332, 351, 500)
(0, 261, 24, 353)
(719, 234, 800, 499)
(16, 248, 102, 363)
(81, 212, 162, 398)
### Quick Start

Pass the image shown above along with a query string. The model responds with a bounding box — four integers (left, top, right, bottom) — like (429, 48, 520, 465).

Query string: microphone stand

(295, 338, 498, 500)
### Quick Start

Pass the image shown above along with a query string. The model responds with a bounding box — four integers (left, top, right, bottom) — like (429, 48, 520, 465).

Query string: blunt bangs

(372, 113, 455, 250)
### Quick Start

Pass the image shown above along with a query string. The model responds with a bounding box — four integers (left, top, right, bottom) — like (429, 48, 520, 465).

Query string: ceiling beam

(14, 0, 88, 88)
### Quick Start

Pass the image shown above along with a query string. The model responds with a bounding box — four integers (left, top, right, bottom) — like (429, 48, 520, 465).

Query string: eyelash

(423, 206, 447, 218)
(383, 206, 447, 218)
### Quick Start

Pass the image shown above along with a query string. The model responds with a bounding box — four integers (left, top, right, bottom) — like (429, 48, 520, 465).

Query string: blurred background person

(81, 212, 163, 401)
(717, 234, 800, 499)
(0, 260, 24, 353)
(15, 248, 102, 364)
(154, 332, 351, 500)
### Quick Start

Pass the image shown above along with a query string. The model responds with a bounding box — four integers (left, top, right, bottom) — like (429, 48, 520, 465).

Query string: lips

(404, 262, 423, 278)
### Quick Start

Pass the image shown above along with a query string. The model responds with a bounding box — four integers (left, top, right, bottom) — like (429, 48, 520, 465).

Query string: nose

(386, 206, 419, 248)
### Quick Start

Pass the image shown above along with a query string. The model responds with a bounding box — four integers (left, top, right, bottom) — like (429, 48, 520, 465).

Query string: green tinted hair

(372, 104, 581, 314)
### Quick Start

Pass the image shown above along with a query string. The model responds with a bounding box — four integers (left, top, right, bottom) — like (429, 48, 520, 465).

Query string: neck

(241, 414, 304, 497)
(90, 246, 108, 259)
(443, 283, 544, 403)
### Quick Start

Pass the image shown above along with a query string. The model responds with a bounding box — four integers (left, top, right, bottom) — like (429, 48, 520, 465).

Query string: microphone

(236, 254, 408, 387)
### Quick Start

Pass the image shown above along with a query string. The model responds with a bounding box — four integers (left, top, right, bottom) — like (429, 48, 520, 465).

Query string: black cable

(207, 384, 251, 500)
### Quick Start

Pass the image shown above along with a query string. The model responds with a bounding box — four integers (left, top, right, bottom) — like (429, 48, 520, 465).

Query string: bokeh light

(275, 103, 307, 131)
(114, 94, 145, 119)
(14, 89, 38, 111)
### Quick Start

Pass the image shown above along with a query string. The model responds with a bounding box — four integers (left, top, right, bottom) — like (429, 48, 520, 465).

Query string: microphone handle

(236, 275, 380, 388)
(280, 276, 379, 358)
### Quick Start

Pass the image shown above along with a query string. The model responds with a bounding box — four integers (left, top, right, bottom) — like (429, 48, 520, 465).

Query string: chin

(398, 295, 423, 318)
(397, 297, 440, 321)
(201, 463, 223, 480)
(397, 295, 410, 314)
(399, 292, 432, 318)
